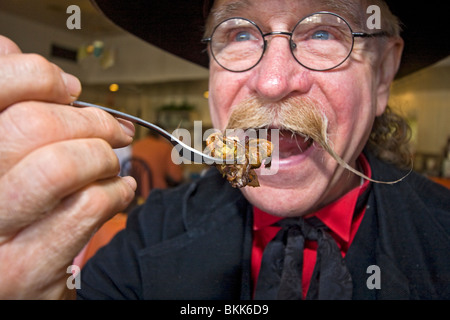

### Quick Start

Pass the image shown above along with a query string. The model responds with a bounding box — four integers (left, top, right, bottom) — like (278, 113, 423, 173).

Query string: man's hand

(0, 35, 137, 299)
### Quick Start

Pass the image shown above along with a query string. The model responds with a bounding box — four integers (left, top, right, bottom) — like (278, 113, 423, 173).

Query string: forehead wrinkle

(205, 0, 251, 36)
(210, 0, 251, 23)
(205, 0, 366, 35)
(320, 0, 365, 29)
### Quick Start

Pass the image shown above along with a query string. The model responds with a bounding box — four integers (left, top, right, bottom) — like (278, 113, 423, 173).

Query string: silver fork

(71, 101, 221, 164)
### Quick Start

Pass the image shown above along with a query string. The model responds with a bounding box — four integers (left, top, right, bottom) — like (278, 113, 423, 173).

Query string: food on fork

(206, 132, 273, 188)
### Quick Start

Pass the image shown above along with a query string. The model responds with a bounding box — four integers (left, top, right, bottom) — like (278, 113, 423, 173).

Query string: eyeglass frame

(201, 11, 389, 72)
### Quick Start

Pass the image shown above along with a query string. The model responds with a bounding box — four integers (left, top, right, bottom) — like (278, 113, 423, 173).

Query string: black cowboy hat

(92, 0, 449, 79)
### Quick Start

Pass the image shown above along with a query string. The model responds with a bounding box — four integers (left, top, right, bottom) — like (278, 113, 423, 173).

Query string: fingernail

(117, 118, 135, 137)
(61, 72, 82, 98)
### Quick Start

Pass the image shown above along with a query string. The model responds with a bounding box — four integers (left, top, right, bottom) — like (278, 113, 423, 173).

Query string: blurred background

(1, 0, 449, 186)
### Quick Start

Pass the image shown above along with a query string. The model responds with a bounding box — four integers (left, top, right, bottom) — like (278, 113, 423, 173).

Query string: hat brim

(92, 0, 449, 78)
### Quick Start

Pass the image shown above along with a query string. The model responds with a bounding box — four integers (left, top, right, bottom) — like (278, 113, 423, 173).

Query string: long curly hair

(367, 106, 412, 169)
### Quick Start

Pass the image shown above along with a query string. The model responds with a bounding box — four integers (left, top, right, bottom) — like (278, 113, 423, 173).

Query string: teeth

(297, 132, 308, 138)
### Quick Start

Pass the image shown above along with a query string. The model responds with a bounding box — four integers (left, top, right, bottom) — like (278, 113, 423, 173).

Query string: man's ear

(375, 37, 404, 116)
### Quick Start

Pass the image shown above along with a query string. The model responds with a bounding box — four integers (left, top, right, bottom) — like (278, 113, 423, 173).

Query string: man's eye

(311, 30, 331, 40)
(234, 31, 254, 41)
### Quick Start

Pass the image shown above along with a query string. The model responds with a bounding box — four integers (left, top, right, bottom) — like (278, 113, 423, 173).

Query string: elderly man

(0, 0, 449, 299)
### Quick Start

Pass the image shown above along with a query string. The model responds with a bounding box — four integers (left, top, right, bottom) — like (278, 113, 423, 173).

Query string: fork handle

(70, 101, 220, 165)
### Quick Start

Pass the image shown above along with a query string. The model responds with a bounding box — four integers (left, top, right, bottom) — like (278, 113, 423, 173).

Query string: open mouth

(268, 129, 314, 159)
(206, 127, 316, 188)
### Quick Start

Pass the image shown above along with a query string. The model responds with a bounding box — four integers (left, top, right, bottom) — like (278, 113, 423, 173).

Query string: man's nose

(249, 36, 311, 101)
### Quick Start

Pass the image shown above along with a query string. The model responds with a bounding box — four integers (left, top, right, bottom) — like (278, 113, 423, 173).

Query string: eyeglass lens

(209, 12, 355, 72)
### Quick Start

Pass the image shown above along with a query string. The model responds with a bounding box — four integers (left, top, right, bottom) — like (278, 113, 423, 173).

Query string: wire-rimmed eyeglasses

(201, 11, 388, 72)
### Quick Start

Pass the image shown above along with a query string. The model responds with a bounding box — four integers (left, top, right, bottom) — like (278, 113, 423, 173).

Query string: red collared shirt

(251, 154, 372, 298)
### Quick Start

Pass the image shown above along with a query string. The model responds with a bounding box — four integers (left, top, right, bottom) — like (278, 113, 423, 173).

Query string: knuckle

(24, 53, 64, 97)
(84, 138, 121, 175)
(76, 178, 133, 220)
(1, 102, 42, 137)
(89, 107, 118, 135)
(26, 53, 54, 72)
(33, 139, 117, 187)
(84, 107, 130, 146)
(78, 186, 111, 217)
(31, 145, 75, 190)
(1, 102, 56, 144)
(26, 54, 55, 78)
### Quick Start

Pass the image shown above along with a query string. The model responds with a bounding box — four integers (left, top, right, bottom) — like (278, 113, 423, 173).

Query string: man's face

(207, 0, 401, 217)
